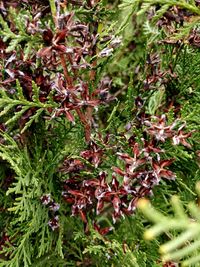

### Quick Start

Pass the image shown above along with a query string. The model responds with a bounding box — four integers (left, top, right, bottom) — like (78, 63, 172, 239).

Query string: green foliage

(138, 182, 200, 266)
(0, 80, 57, 133)
(74, 225, 139, 267)
(0, 8, 42, 59)
(147, 88, 165, 115)
(0, 134, 57, 266)
(138, 0, 200, 17)
(120, 0, 200, 44)
(0, 0, 199, 266)
(0, 127, 86, 266)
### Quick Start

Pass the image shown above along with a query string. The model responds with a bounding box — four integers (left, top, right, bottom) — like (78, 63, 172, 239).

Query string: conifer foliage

(0, 0, 199, 266)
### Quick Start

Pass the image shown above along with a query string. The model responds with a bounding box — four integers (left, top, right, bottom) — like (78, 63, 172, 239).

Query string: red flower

(59, 158, 85, 174)
(152, 159, 176, 180)
(141, 138, 164, 160)
(40, 194, 51, 205)
(172, 123, 194, 148)
(80, 141, 104, 168)
(144, 115, 176, 142)
(117, 143, 146, 174)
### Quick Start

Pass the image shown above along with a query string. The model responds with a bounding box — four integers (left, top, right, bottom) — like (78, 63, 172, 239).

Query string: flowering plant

(0, 0, 199, 266)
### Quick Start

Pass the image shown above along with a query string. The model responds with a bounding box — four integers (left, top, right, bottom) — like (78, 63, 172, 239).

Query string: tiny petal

(112, 195, 121, 214)
(110, 37, 122, 48)
(99, 47, 113, 57)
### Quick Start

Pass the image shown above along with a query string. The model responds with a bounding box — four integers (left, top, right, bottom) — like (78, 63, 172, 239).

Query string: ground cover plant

(0, 0, 199, 266)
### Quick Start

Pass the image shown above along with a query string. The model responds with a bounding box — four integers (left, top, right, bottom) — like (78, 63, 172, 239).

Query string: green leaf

(147, 88, 165, 115)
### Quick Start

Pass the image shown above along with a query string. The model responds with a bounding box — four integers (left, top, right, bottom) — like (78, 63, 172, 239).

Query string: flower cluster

(188, 29, 200, 48)
(144, 115, 194, 148)
(40, 194, 60, 230)
(0, 0, 118, 142)
(144, 53, 177, 91)
(155, 6, 192, 28)
(150, 3, 200, 49)
(61, 114, 193, 229)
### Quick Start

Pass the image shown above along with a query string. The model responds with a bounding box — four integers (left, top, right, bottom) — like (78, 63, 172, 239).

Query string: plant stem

(60, 54, 73, 89)
(76, 108, 91, 143)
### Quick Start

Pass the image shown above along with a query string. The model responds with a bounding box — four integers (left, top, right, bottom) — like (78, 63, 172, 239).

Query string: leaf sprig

(0, 80, 58, 133)
(138, 181, 200, 266)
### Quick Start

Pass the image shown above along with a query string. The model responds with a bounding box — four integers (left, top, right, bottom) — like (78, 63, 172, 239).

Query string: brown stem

(60, 54, 73, 89)
(89, 61, 97, 81)
(67, 54, 78, 78)
(76, 108, 91, 143)
(59, 56, 91, 142)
